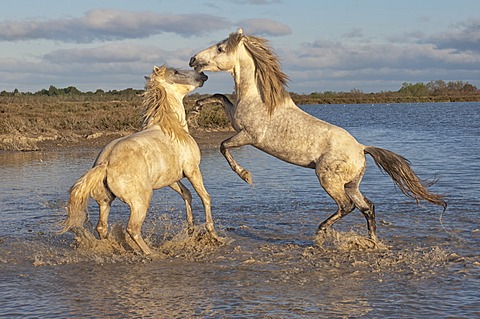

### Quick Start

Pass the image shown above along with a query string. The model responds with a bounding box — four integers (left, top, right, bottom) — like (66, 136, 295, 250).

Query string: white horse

(60, 65, 220, 255)
(189, 29, 446, 246)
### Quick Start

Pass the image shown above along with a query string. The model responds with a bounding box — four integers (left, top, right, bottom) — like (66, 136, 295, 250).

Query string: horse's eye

(174, 70, 179, 75)
(217, 46, 224, 53)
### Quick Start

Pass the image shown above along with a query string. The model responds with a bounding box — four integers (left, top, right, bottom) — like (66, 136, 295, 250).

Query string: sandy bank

(0, 129, 235, 152)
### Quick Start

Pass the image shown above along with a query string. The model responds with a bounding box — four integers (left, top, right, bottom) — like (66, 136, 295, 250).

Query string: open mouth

(198, 72, 208, 87)
(193, 64, 208, 72)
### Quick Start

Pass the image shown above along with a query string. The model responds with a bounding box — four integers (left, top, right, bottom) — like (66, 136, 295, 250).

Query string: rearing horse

(190, 29, 446, 245)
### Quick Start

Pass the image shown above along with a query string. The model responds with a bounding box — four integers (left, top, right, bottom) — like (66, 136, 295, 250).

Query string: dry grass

(0, 94, 230, 151)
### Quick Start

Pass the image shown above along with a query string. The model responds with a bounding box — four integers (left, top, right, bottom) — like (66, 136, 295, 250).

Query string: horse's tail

(364, 146, 447, 210)
(59, 163, 108, 235)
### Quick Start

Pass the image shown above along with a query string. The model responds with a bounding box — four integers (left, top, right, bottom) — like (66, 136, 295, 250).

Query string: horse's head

(189, 29, 245, 73)
(147, 65, 208, 95)
(190, 29, 290, 114)
(142, 65, 207, 133)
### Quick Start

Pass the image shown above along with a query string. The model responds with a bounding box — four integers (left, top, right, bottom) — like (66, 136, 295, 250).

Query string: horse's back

(256, 105, 364, 168)
(96, 127, 200, 191)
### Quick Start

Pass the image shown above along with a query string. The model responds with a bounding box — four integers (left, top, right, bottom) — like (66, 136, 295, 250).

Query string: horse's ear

(236, 28, 243, 35)
(153, 64, 167, 78)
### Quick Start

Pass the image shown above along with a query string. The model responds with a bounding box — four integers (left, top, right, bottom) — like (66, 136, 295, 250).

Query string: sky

(0, 0, 479, 94)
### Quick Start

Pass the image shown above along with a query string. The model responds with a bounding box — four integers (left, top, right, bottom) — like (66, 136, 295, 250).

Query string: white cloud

(0, 9, 231, 43)
(427, 18, 480, 52)
(237, 19, 292, 36)
(1, 12, 479, 94)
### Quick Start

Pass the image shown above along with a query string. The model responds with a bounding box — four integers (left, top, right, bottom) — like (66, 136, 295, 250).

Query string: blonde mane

(226, 33, 290, 114)
(142, 77, 189, 142)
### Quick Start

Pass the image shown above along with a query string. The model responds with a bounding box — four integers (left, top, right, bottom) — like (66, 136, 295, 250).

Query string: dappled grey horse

(190, 29, 446, 246)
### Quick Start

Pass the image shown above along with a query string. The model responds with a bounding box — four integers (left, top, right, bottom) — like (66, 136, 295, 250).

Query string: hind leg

(170, 181, 194, 235)
(345, 183, 377, 243)
(92, 184, 115, 239)
(315, 171, 356, 240)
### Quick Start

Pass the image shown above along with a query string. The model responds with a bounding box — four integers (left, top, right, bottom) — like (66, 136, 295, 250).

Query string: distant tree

(64, 86, 81, 95)
(350, 88, 363, 95)
(35, 88, 49, 95)
(48, 85, 59, 96)
(399, 82, 429, 96)
(461, 83, 477, 92)
(427, 80, 447, 95)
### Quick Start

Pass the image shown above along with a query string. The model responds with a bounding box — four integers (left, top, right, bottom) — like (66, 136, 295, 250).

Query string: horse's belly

(149, 161, 184, 189)
(255, 143, 318, 168)
(257, 125, 364, 169)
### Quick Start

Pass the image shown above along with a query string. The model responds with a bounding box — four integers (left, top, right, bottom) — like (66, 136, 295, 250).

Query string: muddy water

(1, 102, 479, 318)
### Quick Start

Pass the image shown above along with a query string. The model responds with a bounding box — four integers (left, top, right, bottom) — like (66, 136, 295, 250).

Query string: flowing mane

(142, 77, 189, 142)
(60, 65, 218, 255)
(226, 32, 290, 114)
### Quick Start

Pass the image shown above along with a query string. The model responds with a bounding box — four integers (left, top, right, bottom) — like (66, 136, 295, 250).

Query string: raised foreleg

(220, 130, 255, 185)
(195, 94, 254, 184)
(195, 93, 235, 124)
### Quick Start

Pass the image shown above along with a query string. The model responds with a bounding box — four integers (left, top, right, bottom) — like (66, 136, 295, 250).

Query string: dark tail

(364, 146, 447, 210)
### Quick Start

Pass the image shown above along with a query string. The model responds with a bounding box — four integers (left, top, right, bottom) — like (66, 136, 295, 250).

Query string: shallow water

(1, 102, 479, 318)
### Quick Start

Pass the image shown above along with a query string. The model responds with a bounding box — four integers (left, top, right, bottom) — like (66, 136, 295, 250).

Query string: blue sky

(0, 0, 479, 94)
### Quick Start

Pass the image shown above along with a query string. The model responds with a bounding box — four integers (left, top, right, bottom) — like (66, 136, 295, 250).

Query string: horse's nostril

(189, 56, 196, 67)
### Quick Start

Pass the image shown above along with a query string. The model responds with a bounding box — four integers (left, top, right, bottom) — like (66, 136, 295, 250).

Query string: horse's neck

(166, 89, 189, 132)
(232, 52, 262, 106)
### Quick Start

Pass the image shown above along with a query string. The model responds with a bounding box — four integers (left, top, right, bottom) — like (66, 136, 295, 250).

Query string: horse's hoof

(314, 235, 326, 247)
(314, 227, 330, 247)
(241, 170, 253, 185)
(195, 100, 205, 108)
(205, 231, 230, 246)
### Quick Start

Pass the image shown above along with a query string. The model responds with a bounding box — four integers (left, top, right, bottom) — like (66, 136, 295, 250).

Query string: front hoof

(240, 170, 253, 185)
(195, 100, 206, 109)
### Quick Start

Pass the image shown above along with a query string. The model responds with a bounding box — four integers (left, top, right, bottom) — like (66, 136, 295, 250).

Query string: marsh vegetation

(1, 80, 479, 150)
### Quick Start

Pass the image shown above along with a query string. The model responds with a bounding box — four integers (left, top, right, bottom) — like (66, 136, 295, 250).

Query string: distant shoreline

(0, 129, 235, 152)
(1, 93, 478, 151)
